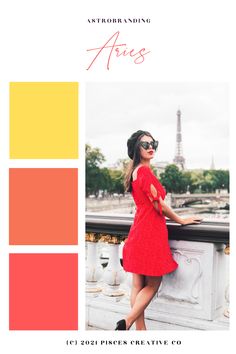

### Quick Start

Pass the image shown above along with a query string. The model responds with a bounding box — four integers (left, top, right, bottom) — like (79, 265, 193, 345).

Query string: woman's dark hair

(124, 130, 155, 192)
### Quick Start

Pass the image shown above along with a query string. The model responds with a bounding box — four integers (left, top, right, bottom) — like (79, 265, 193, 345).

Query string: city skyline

(86, 83, 229, 170)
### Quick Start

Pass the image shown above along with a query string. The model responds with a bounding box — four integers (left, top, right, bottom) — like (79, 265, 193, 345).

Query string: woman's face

(139, 135, 155, 161)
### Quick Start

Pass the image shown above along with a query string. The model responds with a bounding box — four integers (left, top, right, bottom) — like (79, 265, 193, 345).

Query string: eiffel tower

(173, 109, 185, 170)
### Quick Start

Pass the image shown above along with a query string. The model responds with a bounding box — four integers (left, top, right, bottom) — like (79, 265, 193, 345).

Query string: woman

(115, 130, 202, 330)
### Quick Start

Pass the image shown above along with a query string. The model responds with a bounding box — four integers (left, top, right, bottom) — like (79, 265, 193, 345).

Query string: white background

(0, 0, 234, 353)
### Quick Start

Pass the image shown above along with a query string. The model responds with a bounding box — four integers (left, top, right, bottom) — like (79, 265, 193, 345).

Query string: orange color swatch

(9, 253, 78, 330)
(9, 168, 78, 245)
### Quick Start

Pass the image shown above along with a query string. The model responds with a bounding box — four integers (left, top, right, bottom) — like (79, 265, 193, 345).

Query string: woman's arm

(153, 197, 203, 225)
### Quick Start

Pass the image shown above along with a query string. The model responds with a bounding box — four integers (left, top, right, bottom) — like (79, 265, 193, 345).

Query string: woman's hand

(160, 199, 204, 225)
(180, 216, 203, 226)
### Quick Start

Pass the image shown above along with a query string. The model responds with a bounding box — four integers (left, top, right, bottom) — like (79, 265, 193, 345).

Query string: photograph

(85, 82, 229, 331)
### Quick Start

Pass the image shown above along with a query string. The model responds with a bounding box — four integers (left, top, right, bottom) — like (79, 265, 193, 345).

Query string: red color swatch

(9, 168, 78, 245)
(9, 253, 78, 330)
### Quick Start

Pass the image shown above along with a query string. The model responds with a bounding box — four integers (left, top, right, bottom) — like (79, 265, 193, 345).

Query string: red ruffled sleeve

(138, 166, 166, 216)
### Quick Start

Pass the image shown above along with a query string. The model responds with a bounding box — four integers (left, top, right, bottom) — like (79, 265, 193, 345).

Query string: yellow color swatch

(10, 82, 78, 159)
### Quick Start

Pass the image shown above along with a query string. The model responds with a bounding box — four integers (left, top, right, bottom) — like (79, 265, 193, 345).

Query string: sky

(86, 83, 229, 170)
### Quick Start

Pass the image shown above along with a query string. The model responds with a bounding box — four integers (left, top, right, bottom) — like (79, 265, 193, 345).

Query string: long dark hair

(124, 131, 155, 193)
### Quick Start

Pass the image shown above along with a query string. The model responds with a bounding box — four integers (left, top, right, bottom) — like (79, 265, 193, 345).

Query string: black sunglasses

(139, 140, 159, 150)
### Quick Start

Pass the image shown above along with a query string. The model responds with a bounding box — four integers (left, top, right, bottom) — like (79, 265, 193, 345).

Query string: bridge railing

(85, 213, 229, 330)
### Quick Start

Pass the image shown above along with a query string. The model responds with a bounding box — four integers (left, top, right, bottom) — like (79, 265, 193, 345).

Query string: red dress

(122, 165, 178, 276)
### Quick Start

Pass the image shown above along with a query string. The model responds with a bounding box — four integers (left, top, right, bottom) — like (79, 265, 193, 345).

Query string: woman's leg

(125, 275, 162, 330)
(130, 273, 146, 330)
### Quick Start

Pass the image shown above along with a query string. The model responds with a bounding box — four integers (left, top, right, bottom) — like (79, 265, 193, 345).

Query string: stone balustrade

(86, 213, 229, 330)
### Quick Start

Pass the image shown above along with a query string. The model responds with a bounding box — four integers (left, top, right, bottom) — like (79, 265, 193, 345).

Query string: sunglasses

(139, 140, 159, 150)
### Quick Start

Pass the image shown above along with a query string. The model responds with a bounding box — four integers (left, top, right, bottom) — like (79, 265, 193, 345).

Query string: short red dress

(122, 165, 178, 276)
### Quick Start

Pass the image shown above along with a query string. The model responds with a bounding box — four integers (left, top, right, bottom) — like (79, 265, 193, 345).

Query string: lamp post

(187, 185, 190, 195)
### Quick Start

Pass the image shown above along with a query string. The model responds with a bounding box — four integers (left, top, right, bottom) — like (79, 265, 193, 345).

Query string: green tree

(86, 145, 125, 197)
(108, 169, 125, 194)
(182, 171, 193, 193)
(159, 164, 186, 193)
(86, 144, 106, 197)
(203, 170, 229, 192)
(99, 167, 113, 196)
(189, 171, 206, 193)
